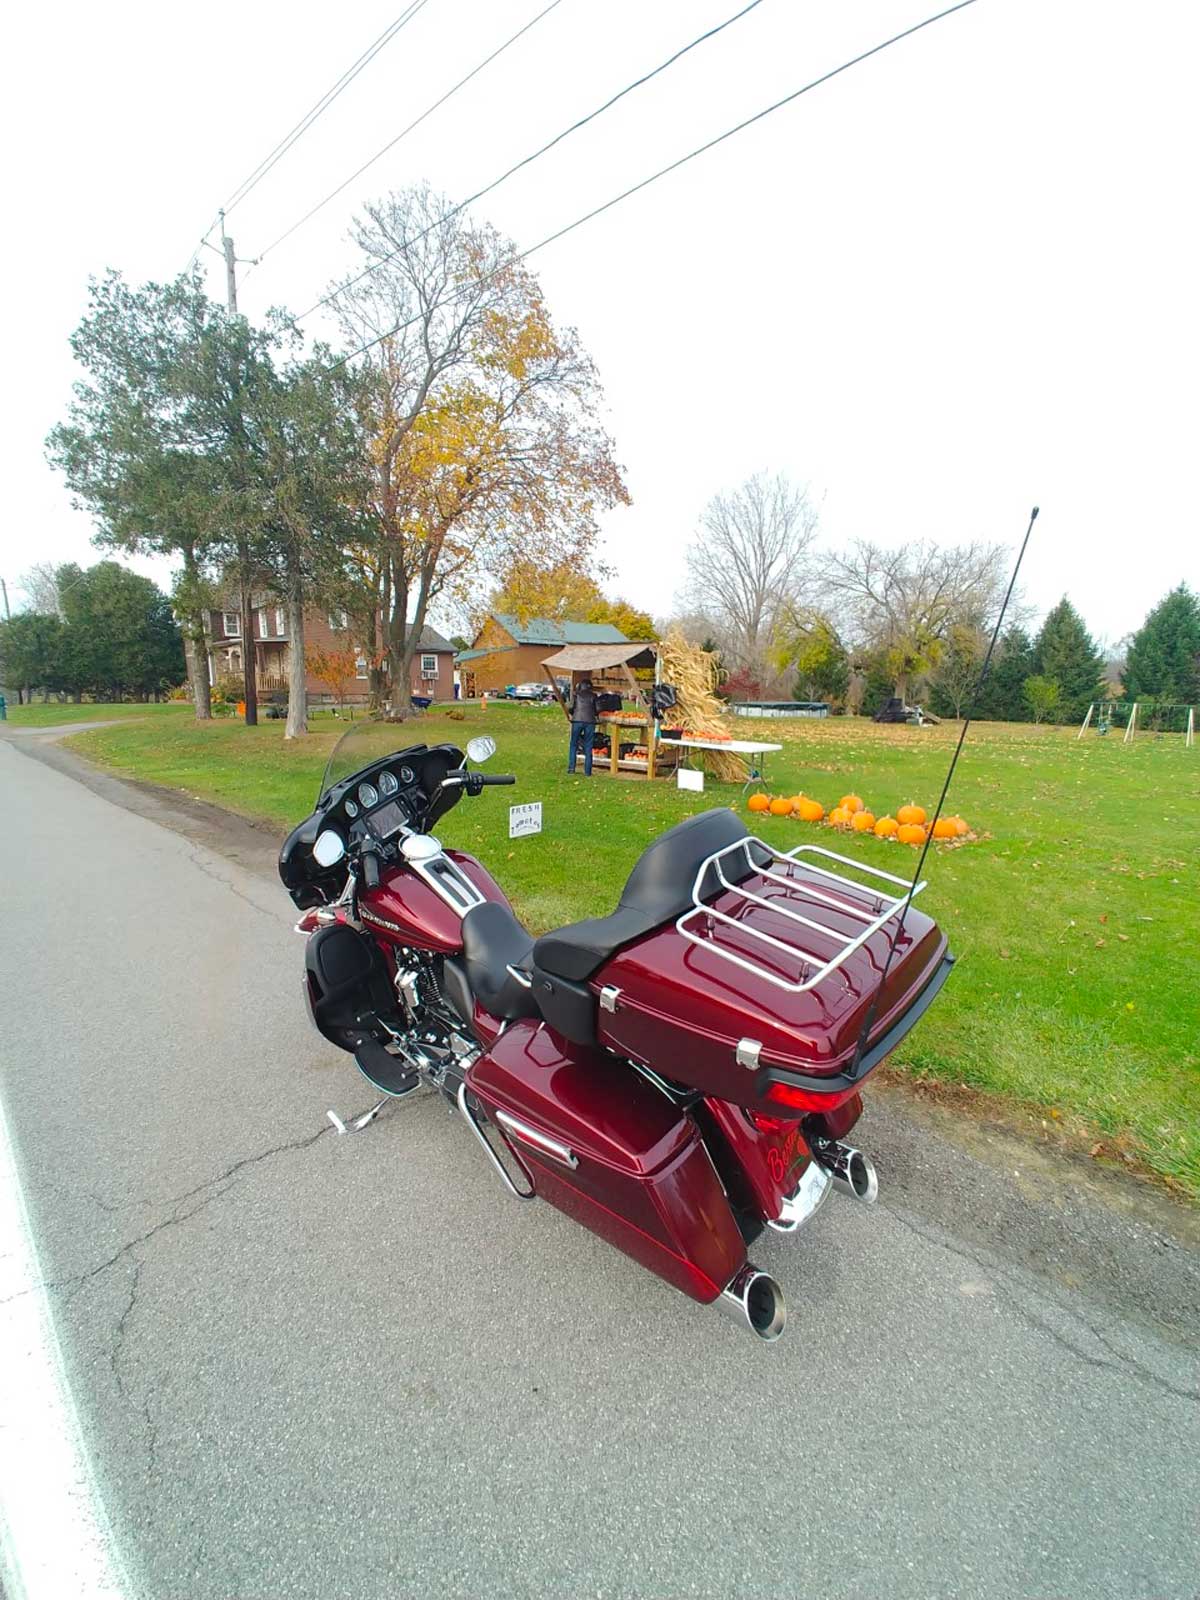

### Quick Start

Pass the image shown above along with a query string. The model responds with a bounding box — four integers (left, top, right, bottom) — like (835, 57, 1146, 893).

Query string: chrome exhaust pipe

(717, 1264, 787, 1342)
(813, 1139, 879, 1205)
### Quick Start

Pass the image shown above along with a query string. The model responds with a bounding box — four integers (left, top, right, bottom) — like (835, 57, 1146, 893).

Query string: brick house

(455, 614, 631, 697)
(204, 599, 455, 704)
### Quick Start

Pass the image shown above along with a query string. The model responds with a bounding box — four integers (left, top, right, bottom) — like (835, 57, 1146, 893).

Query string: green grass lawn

(65, 703, 1200, 1196)
(2, 700, 188, 727)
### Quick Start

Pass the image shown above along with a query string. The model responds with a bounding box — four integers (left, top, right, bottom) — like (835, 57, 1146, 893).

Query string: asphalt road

(1, 732, 1197, 1600)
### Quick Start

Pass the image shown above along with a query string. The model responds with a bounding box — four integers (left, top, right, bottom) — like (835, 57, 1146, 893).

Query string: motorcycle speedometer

(344, 799, 359, 819)
(379, 770, 399, 796)
(357, 781, 379, 808)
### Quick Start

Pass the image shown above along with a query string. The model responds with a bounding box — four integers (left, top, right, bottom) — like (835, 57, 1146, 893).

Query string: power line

(223, 0, 434, 219)
(181, 0, 434, 277)
(256, 0, 569, 267)
(326, 0, 981, 373)
(297, 0, 767, 324)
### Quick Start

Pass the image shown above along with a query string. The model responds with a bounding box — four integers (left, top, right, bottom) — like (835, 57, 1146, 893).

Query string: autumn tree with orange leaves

(332, 185, 629, 716)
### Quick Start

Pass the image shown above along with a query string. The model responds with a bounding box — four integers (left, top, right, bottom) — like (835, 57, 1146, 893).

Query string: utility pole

(218, 210, 258, 724)
(219, 210, 238, 315)
(1, 577, 10, 621)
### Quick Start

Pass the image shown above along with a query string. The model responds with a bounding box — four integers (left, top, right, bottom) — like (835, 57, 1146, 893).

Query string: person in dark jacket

(567, 677, 598, 775)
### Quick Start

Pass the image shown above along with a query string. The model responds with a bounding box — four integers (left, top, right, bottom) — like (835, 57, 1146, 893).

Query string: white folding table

(657, 737, 784, 793)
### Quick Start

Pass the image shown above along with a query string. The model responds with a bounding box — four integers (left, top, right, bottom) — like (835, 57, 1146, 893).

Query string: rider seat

(459, 901, 540, 1022)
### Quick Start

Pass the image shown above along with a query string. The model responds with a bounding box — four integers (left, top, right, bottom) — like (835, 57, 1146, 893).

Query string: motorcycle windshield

(318, 719, 418, 803)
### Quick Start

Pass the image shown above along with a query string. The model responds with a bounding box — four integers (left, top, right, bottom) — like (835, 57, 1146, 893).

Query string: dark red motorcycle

(280, 722, 953, 1341)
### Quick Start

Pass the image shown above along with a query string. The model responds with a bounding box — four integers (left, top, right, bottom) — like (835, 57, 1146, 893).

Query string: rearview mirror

(313, 830, 346, 868)
(466, 735, 496, 764)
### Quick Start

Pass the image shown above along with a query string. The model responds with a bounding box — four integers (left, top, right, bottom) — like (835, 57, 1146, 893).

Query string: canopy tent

(539, 642, 657, 674)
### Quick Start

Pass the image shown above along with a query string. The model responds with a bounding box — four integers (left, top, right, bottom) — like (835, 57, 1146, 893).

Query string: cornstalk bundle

(658, 629, 748, 783)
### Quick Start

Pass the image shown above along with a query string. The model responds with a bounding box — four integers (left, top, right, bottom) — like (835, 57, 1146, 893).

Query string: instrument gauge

(399, 765, 415, 786)
(378, 770, 399, 796)
(344, 799, 359, 819)
(357, 781, 379, 808)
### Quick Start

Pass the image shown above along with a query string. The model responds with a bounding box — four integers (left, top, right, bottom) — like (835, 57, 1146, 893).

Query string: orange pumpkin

(796, 796, 825, 823)
(874, 816, 899, 838)
(932, 817, 958, 840)
(839, 793, 864, 813)
(828, 805, 852, 828)
(897, 822, 926, 846)
(897, 803, 926, 827)
(769, 797, 793, 817)
(747, 792, 770, 813)
(949, 815, 969, 836)
(851, 810, 877, 833)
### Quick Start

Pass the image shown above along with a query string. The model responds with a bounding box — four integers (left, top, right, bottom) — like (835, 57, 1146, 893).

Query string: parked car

(510, 681, 553, 701)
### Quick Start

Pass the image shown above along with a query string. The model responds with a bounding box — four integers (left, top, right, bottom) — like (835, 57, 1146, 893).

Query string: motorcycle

(280, 722, 953, 1341)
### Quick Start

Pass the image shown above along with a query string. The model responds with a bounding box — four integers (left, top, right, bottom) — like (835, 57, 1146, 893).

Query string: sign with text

(677, 767, 704, 793)
(508, 801, 543, 839)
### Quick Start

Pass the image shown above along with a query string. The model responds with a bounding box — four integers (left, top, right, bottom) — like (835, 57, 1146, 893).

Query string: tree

(47, 273, 223, 719)
(1122, 584, 1200, 705)
(822, 539, 1010, 701)
(19, 563, 64, 617)
(1023, 674, 1061, 724)
(683, 472, 819, 690)
(928, 622, 986, 719)
(0, 613, 64, 703)
(333, 184, 628, 716)
(489, 558, 654, 640)
(248, 348, 372, 738)
(772, 611, 849, 705)
(307, 645, 360, 713)
(1032, 598, 1105, 723)
(976, 625, 1034, 722)
(55, 561, 184, 699)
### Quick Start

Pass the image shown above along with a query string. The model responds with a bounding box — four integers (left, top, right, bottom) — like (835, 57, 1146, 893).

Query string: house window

(259, 610, 271, 638)
(420, 653, 438, 678)
(228, 647, 242, 671)
(223, 611, 241, 638)
(355, 657, 368, 680)
(328, 610, 348, 631)
(275, 607, 286, 637)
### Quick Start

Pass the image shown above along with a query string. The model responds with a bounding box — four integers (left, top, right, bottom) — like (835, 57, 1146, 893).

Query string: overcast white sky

(3, 0, 1196, 645)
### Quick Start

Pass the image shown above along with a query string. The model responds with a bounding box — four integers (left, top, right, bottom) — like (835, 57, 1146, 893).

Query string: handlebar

(360, 848, 382, 889)
(438, 771, 516, 795)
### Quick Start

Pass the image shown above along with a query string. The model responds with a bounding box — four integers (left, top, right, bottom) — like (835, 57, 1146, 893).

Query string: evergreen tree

(1033, 599, 1105, 723)
(1122, 584, 1200, 705)
(975, 626, 1034, 721)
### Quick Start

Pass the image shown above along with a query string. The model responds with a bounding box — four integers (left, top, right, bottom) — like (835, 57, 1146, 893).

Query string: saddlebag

(467, 1020, 746, 1305)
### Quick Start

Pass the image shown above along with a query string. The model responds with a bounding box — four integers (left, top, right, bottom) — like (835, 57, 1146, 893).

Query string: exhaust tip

(842, 1148, 879, 1205)
(718, 1264, 787, 1342)
(814, 1139, 879, 1206)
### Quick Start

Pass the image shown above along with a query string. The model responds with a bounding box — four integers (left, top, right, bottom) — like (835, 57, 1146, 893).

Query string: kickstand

(327, 1099, 389, 1135)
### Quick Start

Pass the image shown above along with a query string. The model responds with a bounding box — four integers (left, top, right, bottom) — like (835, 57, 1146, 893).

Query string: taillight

(764, 1080, 848, 1113)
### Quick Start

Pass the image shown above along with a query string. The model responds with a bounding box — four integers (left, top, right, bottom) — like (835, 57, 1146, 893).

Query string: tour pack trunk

(588, 841, 953, 1115)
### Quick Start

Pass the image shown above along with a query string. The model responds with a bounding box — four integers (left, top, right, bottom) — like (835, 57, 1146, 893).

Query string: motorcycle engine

(388, 950, 478, 1090)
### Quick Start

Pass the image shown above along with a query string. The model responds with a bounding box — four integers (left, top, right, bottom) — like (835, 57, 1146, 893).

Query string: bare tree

(682, 472, 819, 689)
(822, 539, 1010, 700)
(18, 563, 64, 617)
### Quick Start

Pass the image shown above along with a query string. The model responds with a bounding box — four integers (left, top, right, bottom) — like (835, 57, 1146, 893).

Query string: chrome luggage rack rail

(675, 838, 925, 995)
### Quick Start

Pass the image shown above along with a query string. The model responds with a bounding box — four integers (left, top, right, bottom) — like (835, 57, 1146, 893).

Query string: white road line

(0, 1090, 129, 1599)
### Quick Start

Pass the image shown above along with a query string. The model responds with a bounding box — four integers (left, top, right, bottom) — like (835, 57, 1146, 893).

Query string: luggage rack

(676, 837, 926, 995)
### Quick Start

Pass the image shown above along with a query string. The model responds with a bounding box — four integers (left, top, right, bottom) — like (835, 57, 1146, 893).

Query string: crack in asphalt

(185, 846, 279, 922)
(882, 1202, 1200, 1404)
(39, 1123, 335, 1476)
